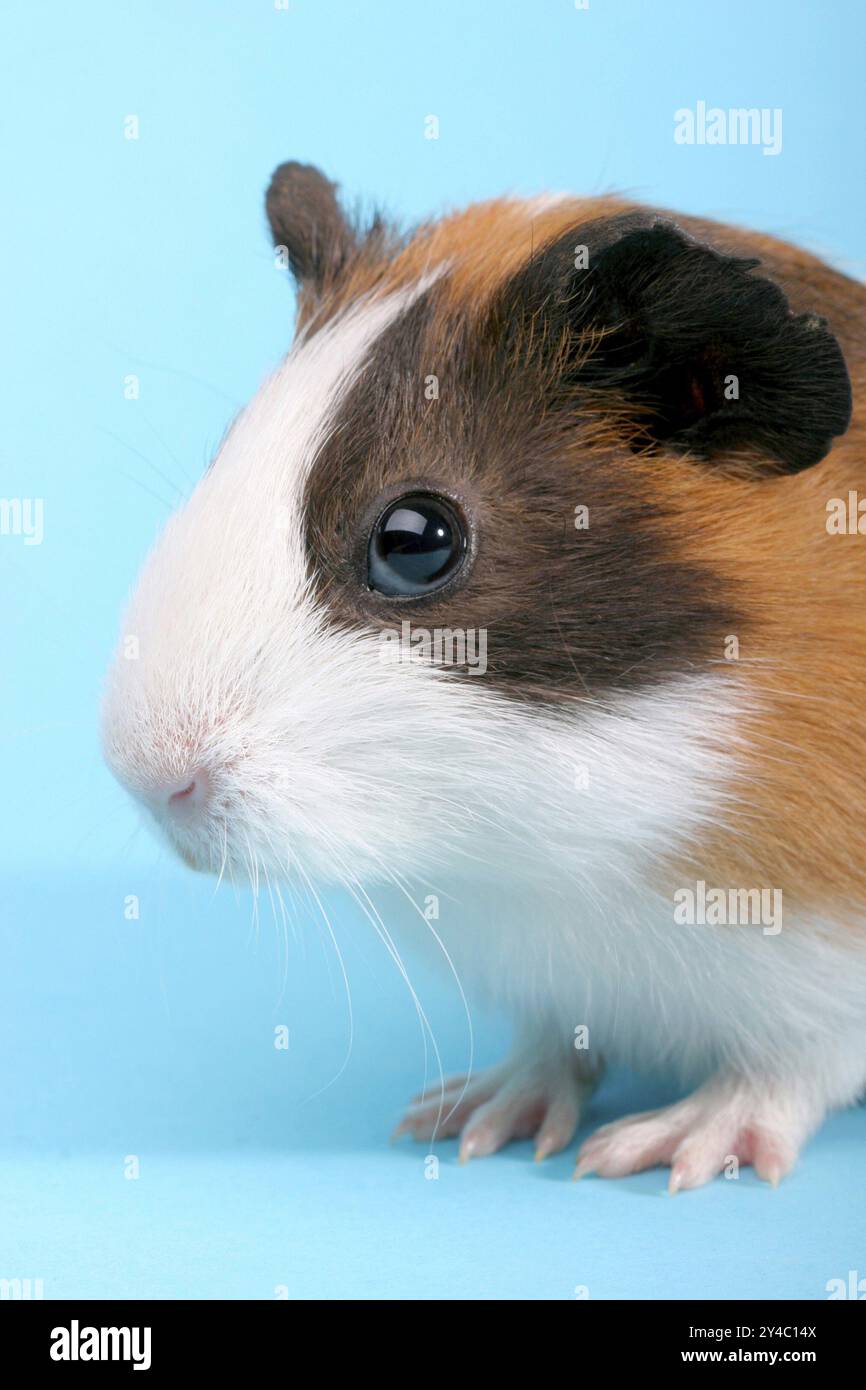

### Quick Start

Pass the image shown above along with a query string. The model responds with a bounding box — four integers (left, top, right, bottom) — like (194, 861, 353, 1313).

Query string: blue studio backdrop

(1, 0, 864, 1299)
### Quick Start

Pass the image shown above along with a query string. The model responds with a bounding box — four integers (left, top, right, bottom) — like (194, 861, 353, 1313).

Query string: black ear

(514, 213, 852, 475)
(265, 161, 358, 292)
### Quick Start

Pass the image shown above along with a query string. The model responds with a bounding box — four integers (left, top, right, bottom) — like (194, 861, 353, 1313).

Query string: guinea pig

(102, 160, 865, 1191)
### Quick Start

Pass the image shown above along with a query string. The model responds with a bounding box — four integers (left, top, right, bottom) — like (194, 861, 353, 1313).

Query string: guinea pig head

(101, 163, 851, 887)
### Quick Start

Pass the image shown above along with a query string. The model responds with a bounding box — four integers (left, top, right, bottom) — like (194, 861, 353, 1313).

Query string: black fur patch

(500, 213, 852, 474)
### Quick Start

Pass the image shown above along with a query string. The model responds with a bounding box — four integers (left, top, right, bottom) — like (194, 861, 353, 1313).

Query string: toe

(667, 1139, 726, 1192)
(410, 1073, 470, 1105)
(751, 1131, 796, 1187)
(459, 1089, 544, 1161)
(534, 1093, 582, 1162)
(395, 1076, 496, 1141)
(575, 1114, 681, 1179)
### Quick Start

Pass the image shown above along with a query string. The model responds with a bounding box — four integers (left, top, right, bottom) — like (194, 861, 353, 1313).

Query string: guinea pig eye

(367, 494, 466, 597)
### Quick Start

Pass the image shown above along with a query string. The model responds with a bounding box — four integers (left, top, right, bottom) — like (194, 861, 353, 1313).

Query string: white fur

(103, 276, 866, 1157)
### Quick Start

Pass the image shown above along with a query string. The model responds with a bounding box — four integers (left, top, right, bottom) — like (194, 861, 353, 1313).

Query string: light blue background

(1, 0, 864, 1300)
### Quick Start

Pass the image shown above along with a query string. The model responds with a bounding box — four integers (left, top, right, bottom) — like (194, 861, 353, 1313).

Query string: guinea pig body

(102, 164, 866, 1188)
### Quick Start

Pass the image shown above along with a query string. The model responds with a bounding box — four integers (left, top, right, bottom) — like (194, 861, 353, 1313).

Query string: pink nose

(162, 770, 210, 816)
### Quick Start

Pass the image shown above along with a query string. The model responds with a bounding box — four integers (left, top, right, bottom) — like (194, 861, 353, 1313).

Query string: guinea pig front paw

(573, 1074, 819, 1192)
(393, 1055, 596, 1163)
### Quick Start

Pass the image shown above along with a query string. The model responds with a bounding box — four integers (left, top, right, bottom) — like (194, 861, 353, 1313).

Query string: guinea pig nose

(164, 769, 210, 815)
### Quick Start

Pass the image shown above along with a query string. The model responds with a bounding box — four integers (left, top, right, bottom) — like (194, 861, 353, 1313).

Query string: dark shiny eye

(367, 494, 466, 597)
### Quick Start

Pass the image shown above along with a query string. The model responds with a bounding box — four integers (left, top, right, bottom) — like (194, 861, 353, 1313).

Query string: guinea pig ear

(527, 214, 852, 475)
(265, 161, 358, 293)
